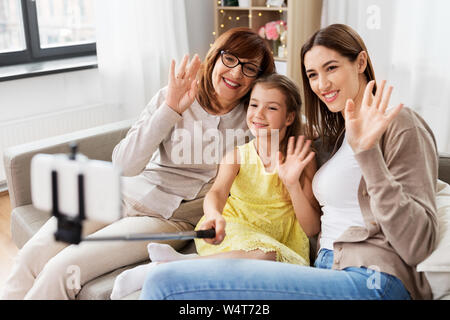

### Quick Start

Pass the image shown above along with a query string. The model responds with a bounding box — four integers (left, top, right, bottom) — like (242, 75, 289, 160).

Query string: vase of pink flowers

(258, 20, 287, 58)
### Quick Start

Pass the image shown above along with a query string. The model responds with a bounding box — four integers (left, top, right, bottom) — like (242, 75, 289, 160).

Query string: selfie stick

(82, 229, 216, 242)
(51, 142, 85, 244)
(50, 143, 215, 245)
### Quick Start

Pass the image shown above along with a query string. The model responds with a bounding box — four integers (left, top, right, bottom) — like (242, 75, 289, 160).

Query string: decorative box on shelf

(215, 0, 289, 65)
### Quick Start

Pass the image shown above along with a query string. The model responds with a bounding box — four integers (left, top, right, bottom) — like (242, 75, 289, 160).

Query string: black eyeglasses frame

(220, 50, 262, 78)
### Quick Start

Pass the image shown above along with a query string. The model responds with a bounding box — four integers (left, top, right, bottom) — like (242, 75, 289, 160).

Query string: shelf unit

(214, 0, 289, 64)
(213, 0, 323, 90)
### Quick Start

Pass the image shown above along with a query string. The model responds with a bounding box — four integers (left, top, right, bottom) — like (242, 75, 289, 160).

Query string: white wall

(184, 0, 215, 59)
(0, 1, 214, 124)
(0, 69, 103, 122)
(0, 69, 121, 183)
(0, 3, 215, 184)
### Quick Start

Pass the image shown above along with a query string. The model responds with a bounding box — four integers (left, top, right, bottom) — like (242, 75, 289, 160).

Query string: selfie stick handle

(52, 142, 85, 244)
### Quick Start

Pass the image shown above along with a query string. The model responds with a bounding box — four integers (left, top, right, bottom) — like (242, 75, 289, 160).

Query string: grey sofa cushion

(77, 263, 142, 300)
(76, 239, 197, 300)
(11, 205, 50, 249)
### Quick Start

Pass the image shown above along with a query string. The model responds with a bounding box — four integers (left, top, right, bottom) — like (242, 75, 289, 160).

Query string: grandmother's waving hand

(166, 54, 201, 115)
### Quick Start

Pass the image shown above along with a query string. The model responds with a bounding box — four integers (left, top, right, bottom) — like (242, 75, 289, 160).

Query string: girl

(194, 73, 320, 265)
(141, 24, 438, 300)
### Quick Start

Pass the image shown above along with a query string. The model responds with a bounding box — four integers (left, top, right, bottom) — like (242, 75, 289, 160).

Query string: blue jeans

(140, 249, 411, 300)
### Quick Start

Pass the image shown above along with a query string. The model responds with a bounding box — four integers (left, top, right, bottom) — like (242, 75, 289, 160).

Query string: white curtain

(94, 0, 189, 119)
(322, 0, 450, 154)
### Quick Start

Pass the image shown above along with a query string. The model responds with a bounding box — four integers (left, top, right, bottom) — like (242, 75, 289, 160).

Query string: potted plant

(258, 20, 287, 58)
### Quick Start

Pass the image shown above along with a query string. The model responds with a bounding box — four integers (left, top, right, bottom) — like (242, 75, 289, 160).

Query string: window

(0, 0, 96, 66)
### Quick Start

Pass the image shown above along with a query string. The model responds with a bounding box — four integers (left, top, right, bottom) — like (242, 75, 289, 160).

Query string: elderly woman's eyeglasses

(220, 50, 261, 78)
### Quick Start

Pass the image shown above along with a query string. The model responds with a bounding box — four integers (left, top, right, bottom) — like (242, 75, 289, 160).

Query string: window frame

(0, 0, 96, 67)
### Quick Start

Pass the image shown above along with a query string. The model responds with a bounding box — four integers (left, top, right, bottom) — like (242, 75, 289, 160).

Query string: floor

(0, 192, 18, 289)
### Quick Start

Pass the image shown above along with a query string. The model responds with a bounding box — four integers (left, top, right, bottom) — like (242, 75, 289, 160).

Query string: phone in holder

(31, 153, 122, 225)
(29, 146, 217, 245)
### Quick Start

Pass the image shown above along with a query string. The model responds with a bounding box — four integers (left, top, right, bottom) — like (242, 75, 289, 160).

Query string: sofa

(4, 119, 450, 300)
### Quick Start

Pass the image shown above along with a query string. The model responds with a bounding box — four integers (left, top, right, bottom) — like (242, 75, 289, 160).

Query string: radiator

(0, 103, 120, 185)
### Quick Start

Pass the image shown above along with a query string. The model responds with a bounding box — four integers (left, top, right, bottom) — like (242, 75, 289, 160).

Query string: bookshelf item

(214, 0, 289, 63)
(214, 0, 323, 89)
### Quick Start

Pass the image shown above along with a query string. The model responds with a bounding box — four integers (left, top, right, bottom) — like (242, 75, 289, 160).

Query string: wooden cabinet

(214, 0, 289, 74)
(213, 0, 323, 90)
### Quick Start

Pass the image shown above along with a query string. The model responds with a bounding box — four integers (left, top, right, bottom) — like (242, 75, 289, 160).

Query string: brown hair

(197, 27, 275, 114)
(251, 73, 304, 158)
(300, 24, 377, 153)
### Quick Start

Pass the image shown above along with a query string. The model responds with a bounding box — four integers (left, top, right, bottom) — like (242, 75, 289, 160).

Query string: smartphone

(31, 153, 122, 224)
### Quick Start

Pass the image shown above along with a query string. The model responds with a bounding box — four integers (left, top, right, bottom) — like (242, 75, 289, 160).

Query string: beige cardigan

(331, 107, 438, 299)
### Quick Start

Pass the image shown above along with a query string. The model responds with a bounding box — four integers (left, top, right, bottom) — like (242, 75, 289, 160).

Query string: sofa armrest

(3, 119, 133, 210)
(439, 153, 450, 185)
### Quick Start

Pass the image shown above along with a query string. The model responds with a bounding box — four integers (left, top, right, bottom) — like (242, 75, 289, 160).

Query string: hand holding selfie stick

(41, 142, 215, 244)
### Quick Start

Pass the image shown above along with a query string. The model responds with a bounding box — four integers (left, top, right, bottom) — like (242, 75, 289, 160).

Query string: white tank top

(312, 134, 366, 250)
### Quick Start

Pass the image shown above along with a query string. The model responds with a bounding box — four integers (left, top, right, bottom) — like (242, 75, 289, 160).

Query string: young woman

(0, 28, 275, 300)
(140, 24, 438, 300)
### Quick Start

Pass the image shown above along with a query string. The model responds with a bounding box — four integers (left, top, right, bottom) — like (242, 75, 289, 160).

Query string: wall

(0, 69, 121, 183)
(184, 0, 215, 59)
(0, 69, 103, 122)
(0, 2, 215, 185)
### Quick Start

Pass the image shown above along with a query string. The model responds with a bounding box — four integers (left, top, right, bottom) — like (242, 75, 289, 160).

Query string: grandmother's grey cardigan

(112, 87, 250, 219)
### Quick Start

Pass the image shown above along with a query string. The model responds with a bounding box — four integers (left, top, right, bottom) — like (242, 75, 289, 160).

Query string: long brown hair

(197, 27, 275, 114)
(251, 73, 304, 158)
(300, 24, 377, 153)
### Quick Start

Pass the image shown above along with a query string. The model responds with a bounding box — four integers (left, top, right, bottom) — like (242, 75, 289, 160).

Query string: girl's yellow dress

(195, 140, 310, 266)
